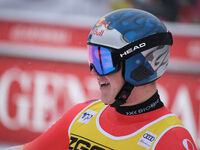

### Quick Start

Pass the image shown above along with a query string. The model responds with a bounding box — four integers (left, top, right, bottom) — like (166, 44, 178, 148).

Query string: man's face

(93, 69, 125, 105)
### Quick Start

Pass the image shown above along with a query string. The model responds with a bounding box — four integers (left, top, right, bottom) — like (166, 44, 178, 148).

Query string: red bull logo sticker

(96, 17, 109, 28)
(90, 28, 104, 37)
(90, 17, 110, 37)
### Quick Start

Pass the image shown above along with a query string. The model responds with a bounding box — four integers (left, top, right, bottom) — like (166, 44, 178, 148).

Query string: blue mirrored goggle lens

(89, 45, 103, 74)
(88, 45, 116, 75)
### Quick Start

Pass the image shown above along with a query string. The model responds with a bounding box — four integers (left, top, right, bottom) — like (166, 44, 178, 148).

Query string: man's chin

(100, 97, 115, 105)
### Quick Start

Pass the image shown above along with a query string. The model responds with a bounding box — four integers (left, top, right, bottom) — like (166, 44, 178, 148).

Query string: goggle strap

(115, 32, 173, 61)
(111, 82, 134, 107)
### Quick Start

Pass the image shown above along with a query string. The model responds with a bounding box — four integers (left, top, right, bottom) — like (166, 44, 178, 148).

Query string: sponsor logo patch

(78, 109, 97, 124)
(138, 131, 157, 149)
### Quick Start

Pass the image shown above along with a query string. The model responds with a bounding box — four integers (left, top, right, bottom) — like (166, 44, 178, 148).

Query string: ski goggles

(88, 32, 173, 76)
(88, 45, 120, 75)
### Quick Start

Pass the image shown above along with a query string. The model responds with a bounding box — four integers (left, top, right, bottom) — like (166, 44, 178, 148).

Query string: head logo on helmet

(120, 42, 146, 58)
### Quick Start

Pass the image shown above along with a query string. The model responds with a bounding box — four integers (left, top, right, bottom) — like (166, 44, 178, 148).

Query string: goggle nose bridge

(89, 64, 95, 72)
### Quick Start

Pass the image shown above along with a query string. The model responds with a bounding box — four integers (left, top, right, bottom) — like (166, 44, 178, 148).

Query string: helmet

(87, 8, 173, 106)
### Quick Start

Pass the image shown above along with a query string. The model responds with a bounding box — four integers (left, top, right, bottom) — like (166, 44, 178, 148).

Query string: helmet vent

(131, 65, 153, 81)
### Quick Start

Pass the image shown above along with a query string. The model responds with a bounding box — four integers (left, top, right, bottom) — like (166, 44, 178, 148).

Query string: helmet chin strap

(110, 82, 134, 107)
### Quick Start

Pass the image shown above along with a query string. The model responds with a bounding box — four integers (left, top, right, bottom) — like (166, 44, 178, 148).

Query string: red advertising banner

(171, 35, 200, 62)
(0, 20, 89, 49)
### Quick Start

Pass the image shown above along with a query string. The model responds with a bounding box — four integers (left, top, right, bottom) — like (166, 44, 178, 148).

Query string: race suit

(23, 92, 197, 150)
